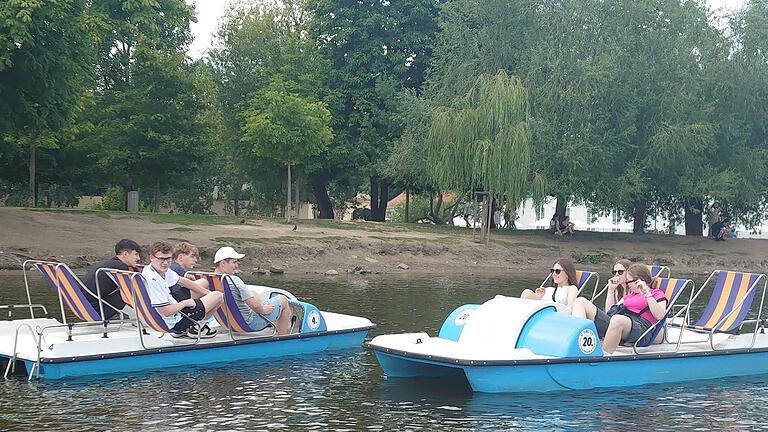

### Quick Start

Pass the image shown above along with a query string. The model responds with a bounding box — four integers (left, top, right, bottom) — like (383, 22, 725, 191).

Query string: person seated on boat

(143, 240, 223, 338)
(571, 258, 632, 330)
(83, 239, 142, 319)
(595, 264, 667, 354)
(213, 246, 293, 335)
(520, 258, 579, 312)
(168, 242, 210, 302)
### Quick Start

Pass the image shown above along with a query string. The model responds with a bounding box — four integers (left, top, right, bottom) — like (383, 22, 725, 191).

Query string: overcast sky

(187, 0, 748, 59)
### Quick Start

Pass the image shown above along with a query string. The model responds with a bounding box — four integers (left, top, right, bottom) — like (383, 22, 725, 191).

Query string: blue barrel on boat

(438, 304, 480, 341)
(290, 300, 328, 333)
(516, 307, 603, 357)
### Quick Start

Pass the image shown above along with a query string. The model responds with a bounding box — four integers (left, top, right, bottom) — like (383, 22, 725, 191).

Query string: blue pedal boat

(0, 260, 374, 380)
(367, 270, 768, 393)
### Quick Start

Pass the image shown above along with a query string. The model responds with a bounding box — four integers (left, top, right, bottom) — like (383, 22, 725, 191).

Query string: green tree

(0, 0, 94, 206)
(241, 84, 333, 219)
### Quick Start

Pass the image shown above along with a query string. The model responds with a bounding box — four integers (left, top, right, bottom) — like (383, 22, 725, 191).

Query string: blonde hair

(172, 242, 199, 259)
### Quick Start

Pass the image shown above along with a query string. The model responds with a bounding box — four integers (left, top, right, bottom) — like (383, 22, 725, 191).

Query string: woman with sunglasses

(520, 258, 579, 312)
(576, 263, 667, 353)
(571, 258, 631, 324)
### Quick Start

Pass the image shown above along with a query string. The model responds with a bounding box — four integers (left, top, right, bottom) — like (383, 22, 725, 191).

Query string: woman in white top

(520, 258, 579, 312)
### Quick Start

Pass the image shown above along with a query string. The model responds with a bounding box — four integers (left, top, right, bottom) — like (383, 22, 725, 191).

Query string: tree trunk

(684, 198, 704, 236)
(633, 200, 646, 234)
(405, 184, 410, 223)
(233, 183, 241, 216)
(555, 196, 567, 219)
(286, 164, 292, 222)
(28, 136, 36, 207)
(295, 173, 301, 219)
(153, 178, 161, 213)
(311, 177, 334, 219)
(369, 177, 388, 222)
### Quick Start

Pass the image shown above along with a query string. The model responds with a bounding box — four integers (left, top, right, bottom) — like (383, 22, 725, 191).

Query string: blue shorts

(247, 297, 282, 331)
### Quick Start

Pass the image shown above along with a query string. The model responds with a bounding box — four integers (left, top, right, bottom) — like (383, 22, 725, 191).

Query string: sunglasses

(550, 268, 563, 275)
(612, 269, 625, 276)
(153, 255, 172, 262)
(626, 278, 638, 285)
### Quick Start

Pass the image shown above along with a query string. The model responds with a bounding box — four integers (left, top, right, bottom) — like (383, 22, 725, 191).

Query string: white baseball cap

(214, 246, 245, 263)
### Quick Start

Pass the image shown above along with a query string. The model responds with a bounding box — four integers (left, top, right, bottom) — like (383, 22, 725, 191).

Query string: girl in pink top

(601, 264, 668, 354)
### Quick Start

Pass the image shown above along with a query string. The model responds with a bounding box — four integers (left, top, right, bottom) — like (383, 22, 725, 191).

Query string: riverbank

(1, 207, 765, 278)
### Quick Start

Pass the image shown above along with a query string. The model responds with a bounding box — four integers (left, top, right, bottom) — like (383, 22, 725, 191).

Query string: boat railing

(0, 304, 49, 320)
(668, 270, 768, 351)
(3, 323, 42, 381)
(632, 278, 696, 355)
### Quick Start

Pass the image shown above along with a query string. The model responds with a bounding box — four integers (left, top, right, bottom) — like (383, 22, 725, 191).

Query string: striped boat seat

(30, 260, 104, 322)
(690, 271, 763, 333)
(541, 269, 600, 296)
(107, 269, 174, 333)
(647, 264, 671, 279)
(188, 271, 273, 334)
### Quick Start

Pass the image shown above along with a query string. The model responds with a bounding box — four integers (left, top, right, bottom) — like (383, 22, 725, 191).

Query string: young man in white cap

(142, 240, 223, 338)
(213, 246, 292, 335)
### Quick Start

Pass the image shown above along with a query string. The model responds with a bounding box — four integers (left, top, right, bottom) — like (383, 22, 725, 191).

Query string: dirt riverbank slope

(1, 207, 766, 278)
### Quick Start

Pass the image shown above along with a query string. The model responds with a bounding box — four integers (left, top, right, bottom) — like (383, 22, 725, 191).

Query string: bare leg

(200, 291, 223, 320)
(571, 297, 597, 319)
(602, 315, 632, 354)
(274, 295, 292, 335)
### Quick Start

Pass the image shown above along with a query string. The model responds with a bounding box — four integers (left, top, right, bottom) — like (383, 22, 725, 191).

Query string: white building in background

(456, 197, 768, 239)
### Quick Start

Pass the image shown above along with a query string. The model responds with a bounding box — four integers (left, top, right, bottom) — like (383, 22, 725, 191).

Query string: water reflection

(1, 272, 767, 430)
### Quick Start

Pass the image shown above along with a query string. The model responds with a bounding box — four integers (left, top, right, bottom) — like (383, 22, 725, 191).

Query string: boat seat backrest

(647, 264, 671, 279)
(638, 277, 693, 347)
(693, 271, 762, 333)
(188, 272, 260, 334)
(107, 269, 172, 333)
(32, 260, 102, 322)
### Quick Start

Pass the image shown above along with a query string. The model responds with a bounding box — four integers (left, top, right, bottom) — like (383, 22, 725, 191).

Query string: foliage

(427, 71, 536, 207)
(88, 186, 125, 211)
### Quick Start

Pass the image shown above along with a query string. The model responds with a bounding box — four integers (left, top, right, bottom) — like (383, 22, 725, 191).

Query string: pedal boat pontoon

(0, 261, 374, 380)
(367, 270, 768, 393)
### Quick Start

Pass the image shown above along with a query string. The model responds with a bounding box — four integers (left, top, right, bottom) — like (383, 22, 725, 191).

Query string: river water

(1, 272, 768, 431)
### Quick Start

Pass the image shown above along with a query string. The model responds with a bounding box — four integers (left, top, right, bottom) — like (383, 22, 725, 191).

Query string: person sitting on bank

(711, 218, 735, 241)
(168, 242, 210, 302)
(571, 258, 632, 335)
(213, 246, 293, 335)
(520, 258, 579, 312)
(143, 240, 223, 338)
(83, 239, 142, 319)
(597, 264, 667, 354)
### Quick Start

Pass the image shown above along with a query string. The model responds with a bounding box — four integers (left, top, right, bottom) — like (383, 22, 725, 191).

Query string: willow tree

(426, 71, 540, 240)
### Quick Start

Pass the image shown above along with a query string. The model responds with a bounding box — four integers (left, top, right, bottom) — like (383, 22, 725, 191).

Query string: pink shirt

(622, 288, 666, 323)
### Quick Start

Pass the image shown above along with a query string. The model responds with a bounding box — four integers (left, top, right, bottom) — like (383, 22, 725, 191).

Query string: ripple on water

(3, 274, 768, 430)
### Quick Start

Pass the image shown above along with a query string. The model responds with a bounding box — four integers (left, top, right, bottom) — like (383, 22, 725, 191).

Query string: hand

(535, 287, 545, 296)
(637, 281, 651, 296)
(260, 303, 275, 314)
(607, 280, 618, 292)
(183, 299, 196, 308)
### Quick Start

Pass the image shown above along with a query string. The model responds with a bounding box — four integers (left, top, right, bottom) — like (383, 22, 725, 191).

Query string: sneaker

(170, 331, 187, 338)
(187, 323, 217, 339)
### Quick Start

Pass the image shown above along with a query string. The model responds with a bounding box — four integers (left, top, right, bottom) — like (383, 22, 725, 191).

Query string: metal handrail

(3, 323, 41, 381)
(0, 304, 48, 320)
(632, 279, 696, 354)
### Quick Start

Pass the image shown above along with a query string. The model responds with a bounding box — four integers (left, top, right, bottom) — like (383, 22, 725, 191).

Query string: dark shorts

(171, 288, 192, 302)
(594, 308, 655, 346)
(170, 299, 206, 333)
